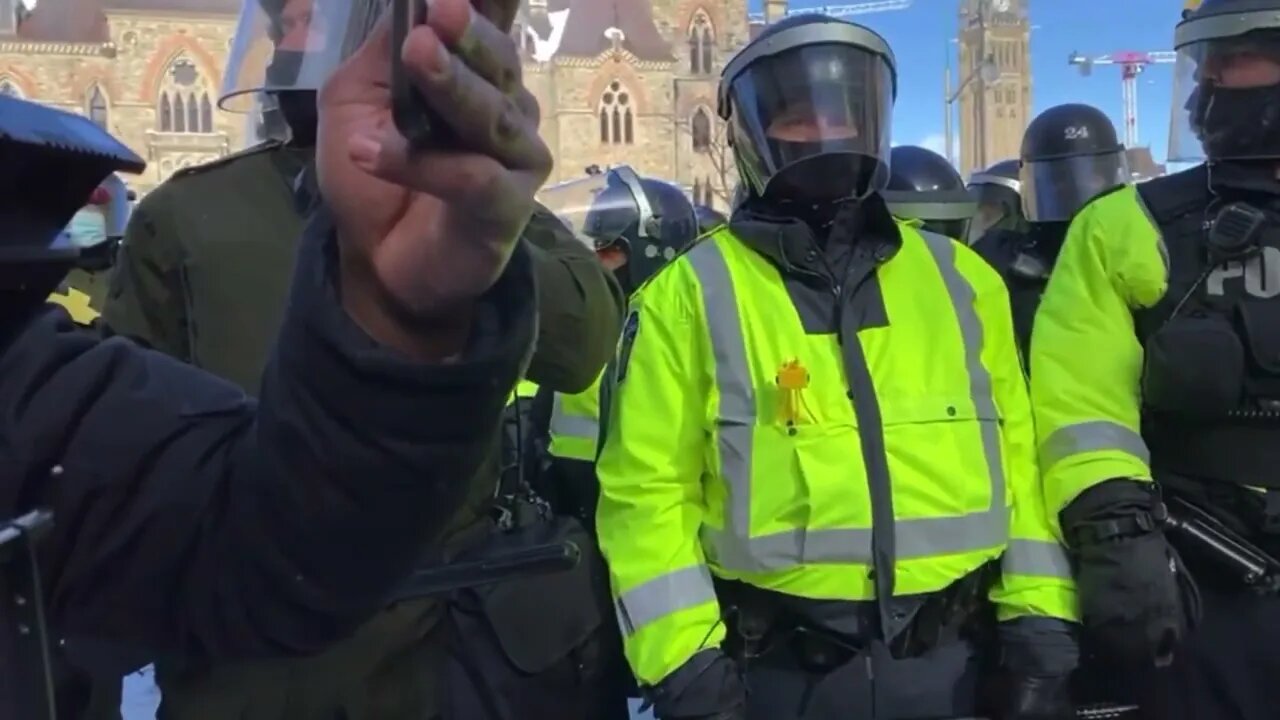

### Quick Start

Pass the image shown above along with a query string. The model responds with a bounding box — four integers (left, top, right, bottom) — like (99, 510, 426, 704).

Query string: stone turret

(764, 0, 788, 23)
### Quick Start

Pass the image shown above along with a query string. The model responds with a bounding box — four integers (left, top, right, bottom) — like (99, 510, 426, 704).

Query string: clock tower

(956, 0, 1032, 176)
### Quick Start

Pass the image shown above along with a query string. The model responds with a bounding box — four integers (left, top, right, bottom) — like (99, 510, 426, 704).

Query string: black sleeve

(8, 208, 535, 669)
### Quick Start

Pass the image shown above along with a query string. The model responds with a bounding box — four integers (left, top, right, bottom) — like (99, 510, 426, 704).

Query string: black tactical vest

(1134, 165, 1280, 489)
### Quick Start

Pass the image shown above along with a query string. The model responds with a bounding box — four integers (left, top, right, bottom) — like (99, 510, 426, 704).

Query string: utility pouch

(1143, 313, 1244, 416)
(1236, 300, 1280, 399)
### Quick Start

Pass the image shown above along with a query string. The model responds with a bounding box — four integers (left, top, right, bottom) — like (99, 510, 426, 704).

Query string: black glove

(1061, 480, 1202, 668)
(1003, 674, 1074, 720)
(998, 618, 1078, 720)
(647, 648, 747, 720)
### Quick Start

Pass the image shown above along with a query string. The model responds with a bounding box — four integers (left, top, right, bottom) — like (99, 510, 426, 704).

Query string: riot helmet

(882, 145, 976, 240)
(695, 204, 729, 234)
(539, 166, 700, 292)
(966, 159, 1025, 244)
(718, 13, 896, 206)
(1168, 0, 1280, 162)
(220, 0, 386, 145)
(1019, 103, 1130, 223)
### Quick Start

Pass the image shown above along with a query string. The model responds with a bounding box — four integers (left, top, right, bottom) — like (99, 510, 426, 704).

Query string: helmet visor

(965, 182, 1021, 245)
(1168, 22, 1280, 162)
(727, 42, 893, 200)
(220, 0, 387, 112)
(535, 173, 629, 250)
(881, 189, 976, 223)
(1020, 152, 1130, 223)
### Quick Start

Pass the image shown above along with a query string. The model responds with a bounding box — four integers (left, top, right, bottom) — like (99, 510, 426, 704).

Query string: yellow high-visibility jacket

(597, 223, 1077, 685)
(1029, 185, 1166, 524)
(508, 379, 540, 405)
(547, 369, 605, 462)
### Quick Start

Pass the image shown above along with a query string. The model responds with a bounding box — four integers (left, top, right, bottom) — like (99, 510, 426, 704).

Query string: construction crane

(1068, 50, 1177, 148)
(747, 0, 912, 24)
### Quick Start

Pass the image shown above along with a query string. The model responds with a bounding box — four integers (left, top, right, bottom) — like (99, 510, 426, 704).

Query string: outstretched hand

(317, 0, 549, 341)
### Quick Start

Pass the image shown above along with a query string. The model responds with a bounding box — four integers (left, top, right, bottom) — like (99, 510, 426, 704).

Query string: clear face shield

(723, 26, 895, 203)
(964, 178, 1022, 244)
(1020, 151, 1130, 223)
(219, 0, 387, 112)
(1168, 18, 1280, 163)
(535, 170, 647, 251)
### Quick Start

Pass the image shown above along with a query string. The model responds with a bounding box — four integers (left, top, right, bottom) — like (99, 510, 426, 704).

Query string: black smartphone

(391, 0, 451, 149)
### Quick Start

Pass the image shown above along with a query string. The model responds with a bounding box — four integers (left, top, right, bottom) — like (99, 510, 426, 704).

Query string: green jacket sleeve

(959, 246, 1077, 623)
(1030, 186, 1169, 520)
(100, 187, 190, 362)
(522, 204, 625, 394)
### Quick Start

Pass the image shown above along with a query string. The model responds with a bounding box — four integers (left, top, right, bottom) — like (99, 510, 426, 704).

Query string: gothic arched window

(157, 56, 214, 133)
(688, 12, 715, 75)
(691, 107, 712, 152)
(87, 85, 109, 128)
(598, 80, 635, 145)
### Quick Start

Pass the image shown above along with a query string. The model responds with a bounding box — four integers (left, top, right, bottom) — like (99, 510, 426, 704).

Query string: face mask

(266, 50, 305, 87)
(1195, 82, 1280, 160)
(66, 209, 106, 249)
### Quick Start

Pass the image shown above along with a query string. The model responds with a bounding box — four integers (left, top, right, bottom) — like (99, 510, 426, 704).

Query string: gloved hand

(1061, 480, 1201, 668)
(647, 648, 747, 720)
(998, 618, 1078, 720)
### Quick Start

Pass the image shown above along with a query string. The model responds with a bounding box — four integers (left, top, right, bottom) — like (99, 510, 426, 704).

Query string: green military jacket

(101, 140, 312, 391)
(101, 143, 625, 720)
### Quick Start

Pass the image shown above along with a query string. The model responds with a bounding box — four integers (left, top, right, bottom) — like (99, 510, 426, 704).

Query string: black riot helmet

(966, 159, 1026, 244)
(1168, 0, 1280, 162)
(1019, 103, 1130, 223)
(695, 205, 729, 234)
(539, 166, 700, 292)
(718, 13, 896, 206)
(882, 145, 976, 240)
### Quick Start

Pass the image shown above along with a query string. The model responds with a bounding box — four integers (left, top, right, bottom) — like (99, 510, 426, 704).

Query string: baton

(388, 540, 581, 602)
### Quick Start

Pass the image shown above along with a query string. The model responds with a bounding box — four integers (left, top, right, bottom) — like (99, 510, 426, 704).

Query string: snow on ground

(122, 665, 655, 719)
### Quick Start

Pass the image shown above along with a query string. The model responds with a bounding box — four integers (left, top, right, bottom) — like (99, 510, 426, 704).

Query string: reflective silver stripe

(616, 564, 718, 636)
(549, 394, 600, 441)
(686, 233, 1011, 574)
(1040, 420, 1150, 468)
(1002, 539, 1073, 579)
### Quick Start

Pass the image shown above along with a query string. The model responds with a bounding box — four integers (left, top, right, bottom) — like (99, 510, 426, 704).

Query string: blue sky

(749, 0, 1184, 163)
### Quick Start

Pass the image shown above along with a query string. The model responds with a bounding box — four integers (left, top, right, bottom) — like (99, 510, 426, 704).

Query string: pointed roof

(16, 0, 238, 43)
(554, 0, 671, 62)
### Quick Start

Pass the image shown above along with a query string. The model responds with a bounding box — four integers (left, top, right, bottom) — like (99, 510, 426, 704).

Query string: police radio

(1206, 202, 1268, 263)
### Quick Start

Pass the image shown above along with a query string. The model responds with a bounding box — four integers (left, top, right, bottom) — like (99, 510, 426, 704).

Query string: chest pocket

(880, 396, 1003, 514)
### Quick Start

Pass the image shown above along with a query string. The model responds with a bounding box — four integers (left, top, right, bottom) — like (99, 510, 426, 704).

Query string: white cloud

(916, 133, 949, 158)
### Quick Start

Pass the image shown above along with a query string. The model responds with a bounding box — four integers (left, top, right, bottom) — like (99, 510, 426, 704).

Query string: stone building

(956, 0, 1032, 177)
(0, 0, 773, 205)
(0, 0, 245, 194)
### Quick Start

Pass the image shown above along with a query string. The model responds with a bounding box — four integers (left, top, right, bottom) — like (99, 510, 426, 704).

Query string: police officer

(974, 104, 1129, 358)
(106, 2, 623, 719)
(536, 165, 701, 523)
(966, 159, 1026, 245)
(100, 0, 320, 388)
(1030, 2, 1280, 718)
(881, 144, 977, 240)
(48, 173, 131, 327)
(0, 0, 546, 709)
(595, 14, 1078, 720)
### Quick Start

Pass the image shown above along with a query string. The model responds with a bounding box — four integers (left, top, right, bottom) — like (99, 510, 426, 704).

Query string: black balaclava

(265, 49, 318, 147)
(276, 91, 317, 147)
